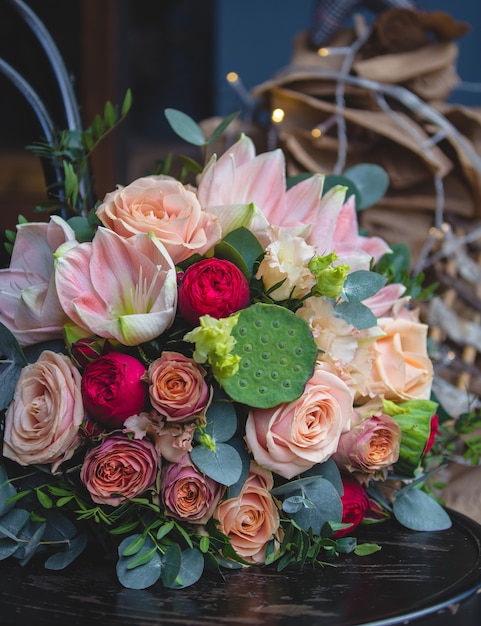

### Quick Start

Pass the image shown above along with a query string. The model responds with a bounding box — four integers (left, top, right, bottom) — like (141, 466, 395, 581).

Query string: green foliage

(332, 270, 387, 329)
(27, 89, 132, 219)
(0, 322, 28, 410)
(393, 486, 451, 531)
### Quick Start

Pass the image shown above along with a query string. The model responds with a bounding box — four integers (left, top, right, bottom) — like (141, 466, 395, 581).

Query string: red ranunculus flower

(335, 473, 370, 538)
(177, 258, 250, 326)
(81, 352, 147, 427)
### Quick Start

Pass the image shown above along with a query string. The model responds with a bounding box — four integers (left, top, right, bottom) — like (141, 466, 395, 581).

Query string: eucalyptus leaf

(0, 508, 30, 540)
(289, 478, 343, 535)
(224, 438, 251, 498)
(167, 547, 204, 589)
(0, 322, 27, 410)
(343, 163, 389, 210)
(393, 488, 452, 531)
(207, 111, 240, 145)
(190, 442, 243, 486)
(42, 510, 78, 542)
(0, 466, 17, 517)
(0, 537, 20, 560)
(161, 543, 182, 587)
(44, 532, 88, 570)
(335, 537, 357, 554)
(342, 270, 387, 302)
(282, 495, 309, 514)
(334, 301, 378, 329)
(19, 523, 46, 566)
(301, 459, 344, 496)
(164, 108, 206, 146)
(202, 399, 237, 443)
(117, 535, 162, 589)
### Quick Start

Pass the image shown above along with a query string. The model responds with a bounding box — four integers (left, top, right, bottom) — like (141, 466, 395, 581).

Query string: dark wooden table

(0, 509, 480, 626)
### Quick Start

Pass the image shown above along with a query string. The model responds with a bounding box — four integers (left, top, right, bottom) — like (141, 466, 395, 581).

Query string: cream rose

(96, 175, 221, 264)
(370, 317, 433, 401)
(245, 362, 353, 479)
(3, 350, 84, 472)
(214, 462, 282, 564)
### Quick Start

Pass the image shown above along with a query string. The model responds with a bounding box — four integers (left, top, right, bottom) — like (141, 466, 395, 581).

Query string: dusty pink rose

(333, 400, 401, 479)
(370, 317, 433, 401)
(80, 433, 158, 506)
(178, 258, 251, 326)
(245, 362, 353, 479)
(145, 351, 210, 422)
(214, 462, 282, 564)
(160, 458, 225, 524)
(0, 216, 75, 346)
(96, 175, 221, 264)
(81, 352, 147, 428)
(3, 350, 84, 472)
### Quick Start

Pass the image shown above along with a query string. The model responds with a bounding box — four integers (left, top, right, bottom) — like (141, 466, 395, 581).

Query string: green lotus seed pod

(221, 303, 318, 408)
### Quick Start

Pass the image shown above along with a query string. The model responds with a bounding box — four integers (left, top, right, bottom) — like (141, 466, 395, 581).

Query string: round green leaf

(393, 488, 452, 531)
(0, 466, 17, 517)
(191, 442, 243, 486)
(116, 535, 161, 589)
(44, 533, 88, 570)
(161, 543, 182, 588)
(203, 397, 237, 443)
(289, 477, 343, 535)
(167, 548, 204, 589)
(343, 163, 389, 210)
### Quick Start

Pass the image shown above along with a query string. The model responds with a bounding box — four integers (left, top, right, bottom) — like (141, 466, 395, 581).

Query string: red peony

(81, 352, 147, 427)
(177, 258, 250, 326)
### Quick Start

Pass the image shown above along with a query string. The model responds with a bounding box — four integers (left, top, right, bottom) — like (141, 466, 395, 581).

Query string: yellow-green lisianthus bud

(309, 253, 350, 299)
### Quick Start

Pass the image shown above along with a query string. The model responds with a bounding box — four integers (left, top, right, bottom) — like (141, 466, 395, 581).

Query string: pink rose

(334, 473, 370, 538)
(245, 362, 353, 479)
(160, 458, 225, 524)
(80, 433, 158, 506)
(3, 350, 84, 472)
(214, 462, 282, 564)
(370, 317, 433, 401)
(95, 175, 221, 264)
(81, 352, 147, 427)
(178, 258, 251, 326)
(0, 217, 75, 346)
(145, 351, 210, 422)
(333, 401, 401, 479)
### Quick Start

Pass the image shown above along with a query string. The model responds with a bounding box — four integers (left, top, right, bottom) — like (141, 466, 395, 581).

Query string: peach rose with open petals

(370, 317, 433, 401)
(3, 350, 84, 472)
(245, 362, 353, 480)
(145, 351, 210, 422)
(96, 175, 221, 264)
(214, 462, 282, 564)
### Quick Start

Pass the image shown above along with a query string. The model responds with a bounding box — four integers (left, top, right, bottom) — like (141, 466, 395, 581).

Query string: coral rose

(178, 258, 251, 326)
(370, 317, 433, 401)
(3, 350, 84, 472)
(245, 362, 353, 479)
(160, 458, 225, 524)
(214, 462, 282, 564)
(81, 352, 147, 428)
(80, 433, 158, 506)
(96, 175, 221, 264)
(145, 351, 210, 422)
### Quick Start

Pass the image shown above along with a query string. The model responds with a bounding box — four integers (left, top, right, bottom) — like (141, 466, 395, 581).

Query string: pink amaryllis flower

(0, 216, 76, 346)
(197, 134, 390, 271)
(55, 227, 177, 346)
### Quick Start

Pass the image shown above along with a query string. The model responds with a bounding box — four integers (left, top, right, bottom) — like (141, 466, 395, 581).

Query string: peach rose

(144, 351, 210, 422)
(245, 362, 353, 479)
(214, 462, 282, 564)
(80, 433, 158, 506)
(370, 317, 433, 401)
(96, 175, 221, 264)
(3, 350, 84, 472)
(160, 458, 225, 524)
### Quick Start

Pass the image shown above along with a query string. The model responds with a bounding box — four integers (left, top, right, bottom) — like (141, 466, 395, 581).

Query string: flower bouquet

(0, 102, 449, 590)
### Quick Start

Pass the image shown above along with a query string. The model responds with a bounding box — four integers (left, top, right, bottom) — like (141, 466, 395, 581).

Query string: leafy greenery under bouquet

(0, 98, 452, 590)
